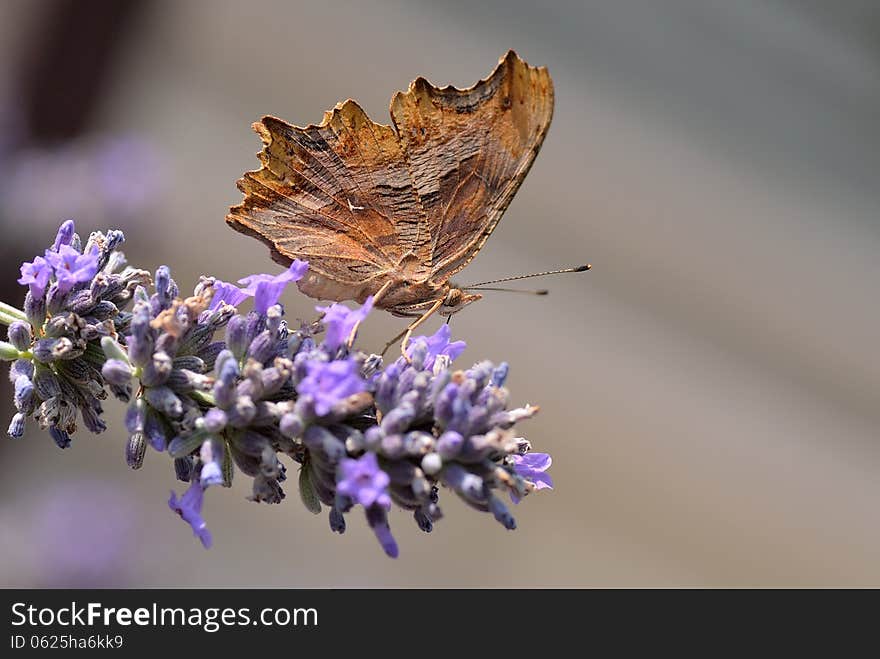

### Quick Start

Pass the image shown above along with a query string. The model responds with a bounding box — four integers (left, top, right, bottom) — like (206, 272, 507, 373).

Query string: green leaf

(299, 464, 322, 515)
(167, 429, 208, 458)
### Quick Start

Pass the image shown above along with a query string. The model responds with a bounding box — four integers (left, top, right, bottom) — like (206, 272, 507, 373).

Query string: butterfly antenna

(466, 286, 549, 295)
(464, 264, 591, 289)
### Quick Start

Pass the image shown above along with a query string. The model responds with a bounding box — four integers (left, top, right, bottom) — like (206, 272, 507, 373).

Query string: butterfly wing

(227, 51, 553, 302)
(226, 101, 425, 302)
(389, 50, 554, 283)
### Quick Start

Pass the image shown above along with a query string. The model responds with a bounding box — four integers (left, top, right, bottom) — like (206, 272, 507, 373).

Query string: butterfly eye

(443, 289, 463, 307)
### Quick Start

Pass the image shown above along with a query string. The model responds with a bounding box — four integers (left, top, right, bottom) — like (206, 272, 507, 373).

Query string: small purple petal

(296, 358, 366, 417)
(407, 324, 466, 370)
(238, 259, 308, 314)
(517, 452, 552, 472)
(44, 244, 100, 294)
(168, 481, 212, 548)
(18, 256, 53, 298)
(512, 452, 554, 496)
(208, 280, 249, 311)
(316, 296, 373, 351)
(366, 505, 399, 558)
(336, 452, 392, 511)
(529, 471, 554, 490)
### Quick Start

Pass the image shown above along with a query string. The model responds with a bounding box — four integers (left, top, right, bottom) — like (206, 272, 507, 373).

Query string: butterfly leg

(400, 298, 445, 362)
(380, 327, 409, 357)
(346, 280, 395, 349)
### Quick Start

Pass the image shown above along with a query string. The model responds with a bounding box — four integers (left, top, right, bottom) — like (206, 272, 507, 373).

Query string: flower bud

(174, 456, 193, 482)
(24, 291, 46, 328)
(420, 452, 443, 476)
(279, 412, 303, 439)
(125, 432, 147, 469)
(102, 359, 133, 386)
(144, 385, 183, 418)
(202, 408, 228, 434)
(7, 321, 31, 352)
(49, 426, 71, 449)
(141, 351, 172, 387)
(329, 506, 346, 534)
(7, 412, 26, 438)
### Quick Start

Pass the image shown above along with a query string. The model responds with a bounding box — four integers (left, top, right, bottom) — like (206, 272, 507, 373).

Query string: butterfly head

(440, 287, 482, 316)
(379, 280, 481, 318)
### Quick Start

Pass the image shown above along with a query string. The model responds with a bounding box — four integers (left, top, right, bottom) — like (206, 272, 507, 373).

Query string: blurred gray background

(1, 0, 879, 587)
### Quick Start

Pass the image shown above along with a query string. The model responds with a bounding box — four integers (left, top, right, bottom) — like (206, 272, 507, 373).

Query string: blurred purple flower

(96, 137, 163, 214)
(316, 296, 373, 351)
(17, 255, 52, 298)
(297, 358, 365, 417)
(44, 244, 100, 294)
(29, 481, 138, 587)
(337, 452, 392, 510)
(407, 324, 466, 370)
(2, 135, 164, 233)
(168, 481, 212, 549)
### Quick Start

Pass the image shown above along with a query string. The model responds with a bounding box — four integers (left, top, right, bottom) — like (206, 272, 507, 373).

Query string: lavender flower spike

(3, 219, 558, 558)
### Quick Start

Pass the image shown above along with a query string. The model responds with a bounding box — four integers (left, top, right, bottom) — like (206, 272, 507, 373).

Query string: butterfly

(227, 50, 559, 349)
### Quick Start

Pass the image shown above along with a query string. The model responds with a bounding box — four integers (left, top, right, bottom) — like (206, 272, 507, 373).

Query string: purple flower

(297, 358, 366, 417)
(407, 324, 466, 369)
(18, 256, 52, 298)
(168, 481, 212, 548)
(208, 260, 308, 314)
(208, 280, 249, 311)
(511, 452, 553, 503)
(337, 452, 392, 510)
(238, 259, 308, 314)
(44, 244, 100, 294)
(3, 137, 163, 231)
(316, 296, 373, 351)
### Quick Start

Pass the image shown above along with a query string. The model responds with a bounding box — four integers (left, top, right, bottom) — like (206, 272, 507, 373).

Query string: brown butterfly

(227, 50, 584, 351)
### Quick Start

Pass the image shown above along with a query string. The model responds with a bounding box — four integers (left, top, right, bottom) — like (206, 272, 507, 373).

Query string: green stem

(0, 312, 18, 327)
(0, 301, 27, 324)
(190, 390, 216, 406)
